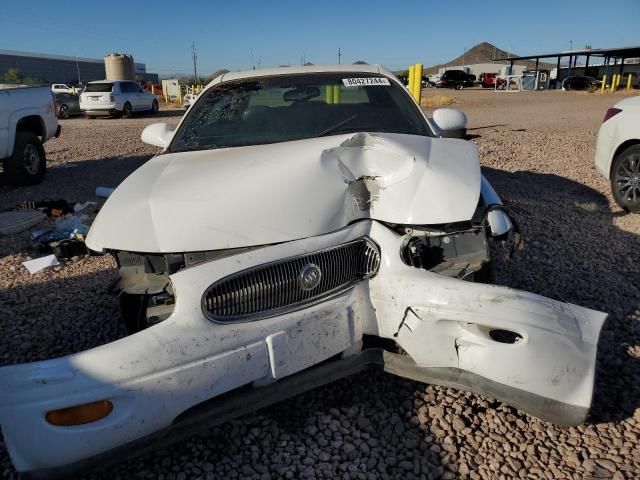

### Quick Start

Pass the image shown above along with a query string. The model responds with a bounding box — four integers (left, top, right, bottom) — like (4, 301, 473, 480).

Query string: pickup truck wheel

(123, 102, 133, 118)
(4, 131, 46, 186)
(456, 84, 464, 90)
(151, 100, 159, 114)
(59, 105, 70, 119)
(611, 144, 640, 213)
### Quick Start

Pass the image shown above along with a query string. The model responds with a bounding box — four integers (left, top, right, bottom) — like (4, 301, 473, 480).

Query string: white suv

(79, 80, 158, 118)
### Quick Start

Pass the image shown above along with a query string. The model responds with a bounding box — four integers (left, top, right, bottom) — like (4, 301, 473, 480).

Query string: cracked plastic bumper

(0, 221, 606, 476)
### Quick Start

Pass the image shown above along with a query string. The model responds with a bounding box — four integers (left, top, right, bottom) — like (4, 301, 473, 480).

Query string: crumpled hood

(86, 132, 481, 252)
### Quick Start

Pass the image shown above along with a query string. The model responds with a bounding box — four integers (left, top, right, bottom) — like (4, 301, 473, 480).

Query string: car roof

(86, 80, 129, 84)
(220, 64, 385, 83)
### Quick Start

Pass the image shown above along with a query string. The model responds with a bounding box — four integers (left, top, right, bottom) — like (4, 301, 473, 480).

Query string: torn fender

(368, 223, 606, 426)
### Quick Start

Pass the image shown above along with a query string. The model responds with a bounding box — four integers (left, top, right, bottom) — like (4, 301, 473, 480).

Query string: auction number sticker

(342, 77, 390, 87)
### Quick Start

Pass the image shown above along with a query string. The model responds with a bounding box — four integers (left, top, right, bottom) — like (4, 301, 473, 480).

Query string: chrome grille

(202, 237, 380, 322)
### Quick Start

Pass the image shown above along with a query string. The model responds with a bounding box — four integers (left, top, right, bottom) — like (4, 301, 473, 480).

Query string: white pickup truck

(0, 85, 60, 185)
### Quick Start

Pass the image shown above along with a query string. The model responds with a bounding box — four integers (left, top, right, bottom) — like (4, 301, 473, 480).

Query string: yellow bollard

(413, 63, 423, 103)
(408, 65, 415, 96)
(150, 84, 154, 95)
(616, 74, 621, 90)
(627, 74, 633, 90)
(325, 85, 333, 104)
(601, 75, 607, 93)
(610, 74, 617, 92)
(333, 84, 341, 104)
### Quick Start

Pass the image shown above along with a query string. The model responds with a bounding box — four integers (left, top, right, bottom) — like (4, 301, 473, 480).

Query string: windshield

(169, 73, 429, 152)
(84, 82, 113, 93)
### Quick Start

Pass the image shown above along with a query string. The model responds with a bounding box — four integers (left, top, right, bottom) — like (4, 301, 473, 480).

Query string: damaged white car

(0, 65, 606, 478)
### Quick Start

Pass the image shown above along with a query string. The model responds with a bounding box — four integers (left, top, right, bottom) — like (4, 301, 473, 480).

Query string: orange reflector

(46, 400, 113, 426)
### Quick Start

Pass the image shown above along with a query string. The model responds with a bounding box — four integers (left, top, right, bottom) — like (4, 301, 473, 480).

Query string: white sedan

(595, 96, 640, 213)
(0, 65, 606, 478)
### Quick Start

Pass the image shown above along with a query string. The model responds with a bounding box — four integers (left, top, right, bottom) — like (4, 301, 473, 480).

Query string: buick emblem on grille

(299, 263, 322, 291)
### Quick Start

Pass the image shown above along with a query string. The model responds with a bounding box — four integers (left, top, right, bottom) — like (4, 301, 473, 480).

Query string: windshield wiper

(314, 114, 358, 138)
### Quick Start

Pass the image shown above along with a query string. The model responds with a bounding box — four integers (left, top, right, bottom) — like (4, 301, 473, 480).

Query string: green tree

(2, 68, 23, 84)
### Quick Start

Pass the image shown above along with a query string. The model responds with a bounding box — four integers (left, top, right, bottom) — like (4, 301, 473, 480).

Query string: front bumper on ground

(0, 221, 606, 478)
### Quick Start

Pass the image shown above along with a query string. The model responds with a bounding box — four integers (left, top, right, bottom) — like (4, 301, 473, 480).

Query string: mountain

(420, 42, 552, 75)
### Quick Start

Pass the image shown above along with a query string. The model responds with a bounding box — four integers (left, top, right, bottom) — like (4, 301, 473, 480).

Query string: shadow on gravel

(0, 155, 152, 210)
(482, 167, 640, 425)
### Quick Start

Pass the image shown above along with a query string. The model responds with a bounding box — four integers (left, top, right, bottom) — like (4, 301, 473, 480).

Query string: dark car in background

(436, 70, 476, 90)
(562, 76, 598, 91)
(54, 92, 81, 119)
(398, 75, 434, 88)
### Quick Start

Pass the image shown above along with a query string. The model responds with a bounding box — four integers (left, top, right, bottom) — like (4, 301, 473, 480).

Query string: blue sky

(1, 0, 639, 76)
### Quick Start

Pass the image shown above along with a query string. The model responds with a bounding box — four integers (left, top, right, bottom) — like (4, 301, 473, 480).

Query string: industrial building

(0, 49, 158, 84)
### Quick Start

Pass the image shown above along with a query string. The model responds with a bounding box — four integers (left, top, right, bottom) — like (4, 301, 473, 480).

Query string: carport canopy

(494, 45, 640, 77)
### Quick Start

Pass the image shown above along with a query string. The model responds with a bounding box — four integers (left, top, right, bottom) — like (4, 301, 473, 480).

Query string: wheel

(611, 144, 640, 213)
(122, 102, 133, 118)
(4, 131, 46, 185)
(87, 115, 95, 120)
(150, 99, 159, 114)
(456, 84, 464, 90)
(58, 104, 70, 119)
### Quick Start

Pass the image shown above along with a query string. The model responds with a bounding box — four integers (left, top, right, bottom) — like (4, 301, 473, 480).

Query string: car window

(85, 82, 114, 93)
(170, 72, 430, 152)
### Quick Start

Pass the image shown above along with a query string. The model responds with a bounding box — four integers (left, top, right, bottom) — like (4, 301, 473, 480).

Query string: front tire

(150, 99, 159, 114)
(122, 102, 133, 118)
(456, 84, 464, 90)
(4, 131, 46, 186)
(58, 104, 70, 119)
(611, 144, 640, 213)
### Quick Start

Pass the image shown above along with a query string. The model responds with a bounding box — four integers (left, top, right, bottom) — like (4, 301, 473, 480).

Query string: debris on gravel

(1, 93, 639, 480)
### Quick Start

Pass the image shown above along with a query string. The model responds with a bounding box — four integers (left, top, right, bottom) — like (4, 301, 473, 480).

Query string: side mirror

(141, 122, 173, 148)
(432, 108, 467, 139)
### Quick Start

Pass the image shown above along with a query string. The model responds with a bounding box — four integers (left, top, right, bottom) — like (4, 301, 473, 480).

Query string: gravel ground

(1, 92, 639, 480)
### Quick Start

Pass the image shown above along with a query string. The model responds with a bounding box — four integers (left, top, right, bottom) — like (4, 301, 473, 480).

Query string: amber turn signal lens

(45, 400, 113, 426)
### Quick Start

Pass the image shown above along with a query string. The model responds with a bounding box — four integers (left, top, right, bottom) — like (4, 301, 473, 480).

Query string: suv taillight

(603, 107, 622, 123)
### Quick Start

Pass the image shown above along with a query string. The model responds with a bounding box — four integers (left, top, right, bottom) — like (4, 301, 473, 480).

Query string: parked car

(562, 75, 598, 91)
(183, 92, 198, 110)
(479, 72, 506, 89)
(595, 96, 640, 212)
(0, 65, 606, 478)
(0, 85, 60, 185)
(436, 69, 475, 90)
(79, 80, 159, 118)
(54, 92, 81, 119)
(397, 75, 433, 88)
(51, 83, 74, 94)
(620, 72, 640, 89)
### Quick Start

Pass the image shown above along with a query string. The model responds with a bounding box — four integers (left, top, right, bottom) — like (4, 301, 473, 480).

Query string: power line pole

(338, 48, 342, 64)
(75, 55, 81, 84)
(191, 42, 198, 83)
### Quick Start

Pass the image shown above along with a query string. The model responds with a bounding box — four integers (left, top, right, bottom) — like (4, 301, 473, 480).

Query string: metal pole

(75, 56, 81, 84)
(556, 56, 561, 89)
(191, 42, 198, 84)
